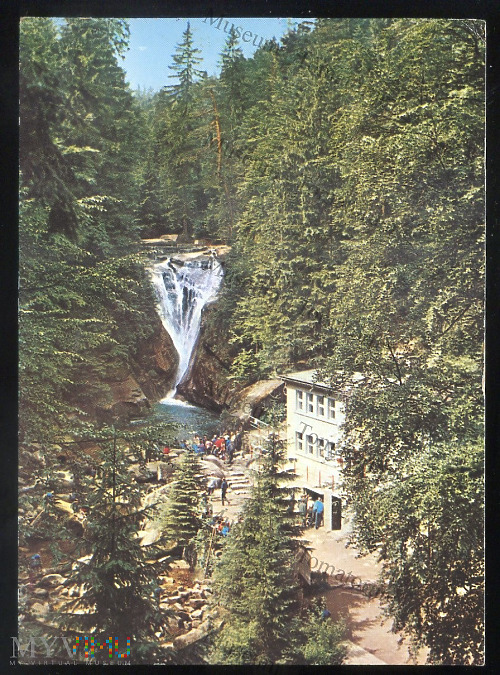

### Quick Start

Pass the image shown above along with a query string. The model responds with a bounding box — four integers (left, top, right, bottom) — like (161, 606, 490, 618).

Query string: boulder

(33, 587, 49, 599)
(138, 526, 161, 547)
(228, 379, 285, 423)
(158, 641, 175, 651)
(202, 456, 225, 471)
(176, 610, 191, 623)
(172, 619, 212, 649)
(191, 609, 204, 619)
(159, 576, 175, 585)
(189, 598, 205, 610)
(166, 617, 179, 631)
(40, 573, 66, 588)
(30, 602, 50, 617)
(165, 617, 179, 631)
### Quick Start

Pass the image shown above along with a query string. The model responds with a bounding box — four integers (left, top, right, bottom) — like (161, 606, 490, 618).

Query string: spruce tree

(166, 21, 205, 106)
(210, 433, 302, 663)
(60, 427, 170, 663)
(158, 449, 205, 559)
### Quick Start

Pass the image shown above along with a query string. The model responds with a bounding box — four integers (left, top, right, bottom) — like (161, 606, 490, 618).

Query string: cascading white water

(151, 254, 224, 399)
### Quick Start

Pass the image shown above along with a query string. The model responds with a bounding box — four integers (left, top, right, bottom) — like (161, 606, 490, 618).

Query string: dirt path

(301, 520, 428, 665)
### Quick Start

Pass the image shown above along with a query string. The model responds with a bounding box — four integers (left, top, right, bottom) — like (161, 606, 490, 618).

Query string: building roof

(281, 369, 364, 394)
(281, 369, 334, 393)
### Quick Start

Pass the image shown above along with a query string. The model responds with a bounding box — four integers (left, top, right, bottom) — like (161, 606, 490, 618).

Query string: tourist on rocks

(43, 492, 55, 511)
(153, 586, 162, 605)
(312, 497, 324, 529)
(226, 439, 234, 465)
(29, 554, 43, 579)
(205, 439, 213, 455)
(221, 478, 229, 505)
(234, 431, 242, 453)
(207, 477, 219, 495)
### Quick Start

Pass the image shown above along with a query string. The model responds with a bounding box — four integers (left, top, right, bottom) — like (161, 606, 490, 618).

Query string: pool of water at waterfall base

(134, 399, 222, 439)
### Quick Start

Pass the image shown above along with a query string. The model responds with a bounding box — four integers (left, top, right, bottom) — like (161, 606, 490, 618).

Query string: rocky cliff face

(176, 305, 285, 421)
(176, 303, 237, 413)
(89, 316, 179, 421)
(131, 320, 179, 401)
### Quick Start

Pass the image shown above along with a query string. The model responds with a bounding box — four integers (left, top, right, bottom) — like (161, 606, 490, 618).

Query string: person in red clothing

(214, 437, 225, 457)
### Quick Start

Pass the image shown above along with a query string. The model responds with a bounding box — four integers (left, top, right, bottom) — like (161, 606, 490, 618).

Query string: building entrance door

(331, 496, 341, 530)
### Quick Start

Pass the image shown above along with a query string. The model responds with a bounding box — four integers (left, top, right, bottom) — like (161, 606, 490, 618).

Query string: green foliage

(59, 429, 171, 662)
(210, 434, 303, 663)
(300, 614, 346, 665)
(348, 442, 483, 665)
(19, 18, 157, 446)
(158, 449, 205, 552)
(284, 601, 347, 665)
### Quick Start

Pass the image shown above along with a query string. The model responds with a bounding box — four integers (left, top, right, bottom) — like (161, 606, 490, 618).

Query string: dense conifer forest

(19, 17, 484, 665)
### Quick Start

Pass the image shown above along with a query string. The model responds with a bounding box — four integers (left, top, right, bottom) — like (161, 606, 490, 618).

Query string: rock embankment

(83, 315, 179, 422)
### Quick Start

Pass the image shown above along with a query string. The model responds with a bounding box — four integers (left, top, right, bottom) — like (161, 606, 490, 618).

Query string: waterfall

(151, 254, 224, 399)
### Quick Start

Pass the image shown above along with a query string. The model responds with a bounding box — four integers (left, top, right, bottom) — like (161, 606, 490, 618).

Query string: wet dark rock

(33, 587, 49, 599)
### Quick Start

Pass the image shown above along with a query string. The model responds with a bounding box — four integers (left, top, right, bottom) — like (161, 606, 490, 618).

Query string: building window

(296, 390, 303, 411)
(296, 431, 303, 453)
(326, 441, 336, 460)
(317, 395, 325, 417)
(328, 397, 336, 419)
(318, 438, 325, 458)
(307, 393, 314, 414)
(307, 435, 314, 454)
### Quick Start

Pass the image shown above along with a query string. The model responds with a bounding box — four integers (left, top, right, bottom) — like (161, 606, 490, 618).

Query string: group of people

(210, 515, 232, 537)
(173, 430, 243, 464)
(298, 494, 324, 529)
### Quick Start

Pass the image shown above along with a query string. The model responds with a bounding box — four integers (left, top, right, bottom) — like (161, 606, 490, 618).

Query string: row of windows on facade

(296, 432, 337, 460)
(296, 390, 337, 418)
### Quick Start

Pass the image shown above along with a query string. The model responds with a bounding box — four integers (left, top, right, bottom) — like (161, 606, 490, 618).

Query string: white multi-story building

(282, 369, 347, 530)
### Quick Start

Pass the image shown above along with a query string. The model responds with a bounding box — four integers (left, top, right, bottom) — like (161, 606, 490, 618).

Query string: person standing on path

(221, 478, 229, 505)
(226, 438, 234, 465)
(298, 495, 308, 527)
(312, 497, 324, 529)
